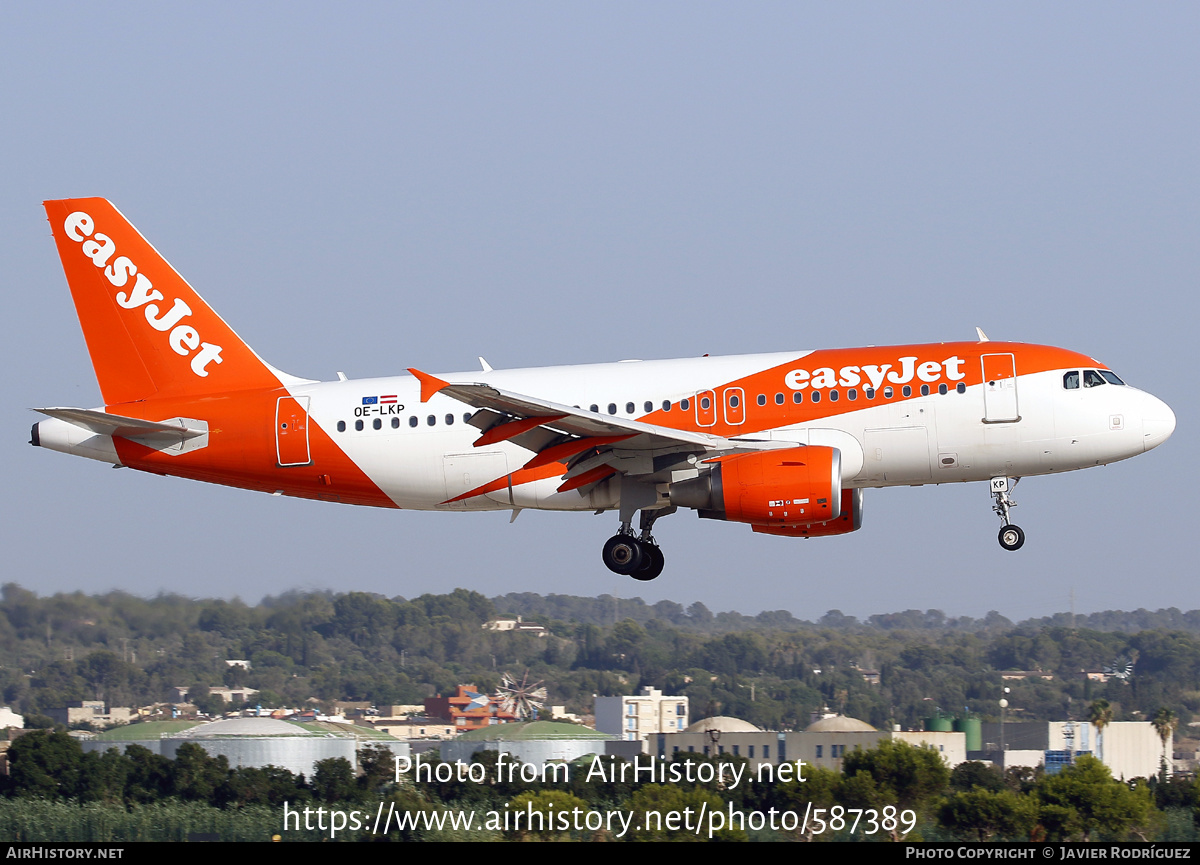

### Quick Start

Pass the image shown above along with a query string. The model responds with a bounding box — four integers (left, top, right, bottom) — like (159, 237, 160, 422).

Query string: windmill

(1103, 655, 1135, 681)
(495, 671, 548, 720)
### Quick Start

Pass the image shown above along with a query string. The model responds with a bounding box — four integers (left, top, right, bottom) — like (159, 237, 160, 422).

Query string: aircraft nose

(1142, 393, 1176, 452)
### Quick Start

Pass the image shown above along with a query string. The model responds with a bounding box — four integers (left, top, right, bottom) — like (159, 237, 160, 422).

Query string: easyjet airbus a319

(32, 199, 1176, 580)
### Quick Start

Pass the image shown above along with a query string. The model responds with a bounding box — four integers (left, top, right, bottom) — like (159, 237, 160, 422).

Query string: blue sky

(2, 4, 1195, 620)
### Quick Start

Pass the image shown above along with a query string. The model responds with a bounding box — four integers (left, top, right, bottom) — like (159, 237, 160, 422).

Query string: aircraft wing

(409, 368, 787, 493)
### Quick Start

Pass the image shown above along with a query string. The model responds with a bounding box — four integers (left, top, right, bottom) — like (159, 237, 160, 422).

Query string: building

(594, 687, 688, 742)
(357, 715, 459, 740)
(654, 714, 967, 772)
(47, 701, 134, 728)
(81, 716, 406, 777)
(440, 720, 620, 767)
(165, 686, 260, 705)
(482, 617, 548, 637)
(976, 720, 1167, 779)
(425, 685, 518, 732)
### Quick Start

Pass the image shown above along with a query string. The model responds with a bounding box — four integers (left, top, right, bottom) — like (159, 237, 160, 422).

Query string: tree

(357, 745, 395, 796)
(841, 739, 950, 815)
(171, 742, 229, 801)
(5, 730, 83, 799)
(938, 788, 1038, 841)
(949, 760, 1005, 794)
(124, 743, 173, 803)
(1034, 755, 1155, 841)
(1151, 707, 1178, 777)
(312, 756, 358, 804)
(1088, 699, 1113, 762)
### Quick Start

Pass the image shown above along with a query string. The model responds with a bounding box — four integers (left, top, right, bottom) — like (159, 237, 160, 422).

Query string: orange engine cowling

(752, 488, 864, 537)
(669, 445, 842, 526)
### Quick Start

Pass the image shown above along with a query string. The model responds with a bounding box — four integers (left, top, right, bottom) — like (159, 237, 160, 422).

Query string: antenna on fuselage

(975, 327, 990, 342)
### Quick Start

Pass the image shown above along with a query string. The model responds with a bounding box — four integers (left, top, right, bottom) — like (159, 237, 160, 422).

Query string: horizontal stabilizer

(34, 407, 207, 440)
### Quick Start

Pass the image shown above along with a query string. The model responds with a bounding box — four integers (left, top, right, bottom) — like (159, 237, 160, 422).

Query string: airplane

(31, 198, 1176, 581)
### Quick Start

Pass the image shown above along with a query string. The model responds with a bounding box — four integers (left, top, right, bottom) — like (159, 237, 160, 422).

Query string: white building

(984, 721, 1168, 780)
(595, 687, 688, 742)
(654, 715, 966, 772)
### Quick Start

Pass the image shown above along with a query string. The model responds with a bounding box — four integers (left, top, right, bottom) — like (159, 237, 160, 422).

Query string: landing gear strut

(991, 477, 1025, 551)
(601, 506, 674, 580)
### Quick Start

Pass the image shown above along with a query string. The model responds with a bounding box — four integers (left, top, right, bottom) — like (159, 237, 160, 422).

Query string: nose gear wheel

(991, 477, 1025, 552)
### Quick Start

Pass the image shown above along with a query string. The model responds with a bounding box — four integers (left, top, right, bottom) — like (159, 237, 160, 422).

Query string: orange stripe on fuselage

(442, 462, 566, 504)
(107, 389, 398, 508)
(635, 342, 1099, 437)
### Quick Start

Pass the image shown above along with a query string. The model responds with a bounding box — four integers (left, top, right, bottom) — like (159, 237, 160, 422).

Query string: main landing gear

(602, 507, 673, 580)
(991, 477, 1025, 551)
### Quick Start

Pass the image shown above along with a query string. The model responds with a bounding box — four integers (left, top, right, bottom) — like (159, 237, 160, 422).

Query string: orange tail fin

(44, 198, 294, 405)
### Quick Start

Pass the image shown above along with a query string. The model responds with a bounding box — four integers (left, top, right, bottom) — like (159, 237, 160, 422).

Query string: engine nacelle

(752, 488, 864, 537)
(669, 445, 841, 526)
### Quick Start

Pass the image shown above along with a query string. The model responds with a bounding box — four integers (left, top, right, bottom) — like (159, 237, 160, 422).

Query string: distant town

(0, 584, 1197, 841)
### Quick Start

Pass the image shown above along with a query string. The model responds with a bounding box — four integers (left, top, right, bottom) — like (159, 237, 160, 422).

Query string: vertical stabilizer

(44, 198, 292, 404)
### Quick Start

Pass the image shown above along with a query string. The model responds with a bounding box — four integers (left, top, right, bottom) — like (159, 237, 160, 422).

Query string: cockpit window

(1083, 369, 1107, 388)
(1099, 370, 1125, 386)
(1063, 371, 1079, 390)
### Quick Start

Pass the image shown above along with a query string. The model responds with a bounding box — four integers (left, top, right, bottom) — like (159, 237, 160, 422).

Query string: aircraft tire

(631, 544, 665, 581)
(603, 535, 643, 575)
(998, 525, 1025, 551)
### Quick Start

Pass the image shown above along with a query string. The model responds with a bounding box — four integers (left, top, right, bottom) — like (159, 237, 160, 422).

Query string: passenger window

(883, 386, 894, 398)
(793, 392, 803, 404)
(445, 414, 454, 425)
(373, 418, 382, 430)
(956, 382, 966, 394)
(1084, 370, 1107, 388)
(644, 401, 653, 413)
(865, 387, 875, 399)
(775, 393, 784, 405)
(590, 404, 599, 413)
(392, 417, 400, 428)
(729, 394, 740, 407)
(608, 403, 617, 414)
(1100, 371, 1125, 386)
(938, 383, 947, 395)
(409, 416, 418, 427)
(337, 420, 346, 432)
(681, 398, 690, 411)
(902, 385, 912, 397)
(355, 420, 364, 431)
(1063, 371, 1080, 389)
(464, 413, 472, 423)
(920, 384, 930, 396)
(811, 391, 821, 403)
(626, 402, 635, 414)
(662, 400, 671, 412)
(829, 390, 839, 402)
(700, 396, 711, 410)
(757, 394, 766, 406)
(848, 389, 857, 401)
(427, 415, 436, 426)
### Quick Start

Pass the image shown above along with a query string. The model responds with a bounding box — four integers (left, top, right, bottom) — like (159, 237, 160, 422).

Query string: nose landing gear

(601, 506, 673, 580)
(991, 477, 1025, 551)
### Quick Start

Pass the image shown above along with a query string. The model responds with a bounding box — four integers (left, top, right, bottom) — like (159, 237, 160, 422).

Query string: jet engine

(669, 445, 842, 526)
(751, 488, 864, 537)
